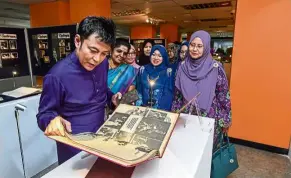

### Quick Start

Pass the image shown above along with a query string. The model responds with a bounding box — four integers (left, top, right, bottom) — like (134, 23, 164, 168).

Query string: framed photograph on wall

(10, 52, 18, 59)
(9, 40, 17, 50)
(28, 24, 77, 76)
(1, 53, 10, 60)
(0, 29, 29, 79)
(0, 40, 8, 50)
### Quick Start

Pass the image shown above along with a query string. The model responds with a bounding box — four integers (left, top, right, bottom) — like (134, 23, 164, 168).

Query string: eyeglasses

(180, 50, 187, 55)
(127, 52, 136, 56)
(190, 43, 203, 50)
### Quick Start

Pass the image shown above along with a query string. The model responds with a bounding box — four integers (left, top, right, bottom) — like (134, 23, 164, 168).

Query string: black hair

(113, 38, 130, 52)
(77, 16, 116, 47)
(173, 41, 181, 45)
(142, 39, 155, 50)
(136, 39, 155, 65)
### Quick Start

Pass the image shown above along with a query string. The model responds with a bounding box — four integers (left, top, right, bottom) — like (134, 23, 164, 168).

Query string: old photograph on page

(64, 104, 179, 166)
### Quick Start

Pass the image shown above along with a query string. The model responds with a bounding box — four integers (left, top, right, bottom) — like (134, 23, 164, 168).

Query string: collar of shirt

(69, 51, 90, 73)
(69, 51, 108, 74)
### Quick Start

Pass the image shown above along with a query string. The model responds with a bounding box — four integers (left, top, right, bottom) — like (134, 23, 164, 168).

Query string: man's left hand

(112, 92, 122, 106)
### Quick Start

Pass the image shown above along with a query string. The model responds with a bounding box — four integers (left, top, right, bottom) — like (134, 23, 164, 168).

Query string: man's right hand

(44, 116, 72, 136)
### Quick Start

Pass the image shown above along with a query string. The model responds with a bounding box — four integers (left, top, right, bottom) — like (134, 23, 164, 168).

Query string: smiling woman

(172, 30, 231, 152)
(136, 45, 175, 111)
(108, 38, 139, 94)
(151, 49, 163, 66)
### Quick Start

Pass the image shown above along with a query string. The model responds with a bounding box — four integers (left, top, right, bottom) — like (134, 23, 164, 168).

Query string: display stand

(42, 114, 215, 178)
(131, 114, 214, 178)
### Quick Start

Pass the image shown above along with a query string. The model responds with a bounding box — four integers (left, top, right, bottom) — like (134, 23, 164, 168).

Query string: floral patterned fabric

(171, 67, 231, 151)
(135, 66, 175, 111)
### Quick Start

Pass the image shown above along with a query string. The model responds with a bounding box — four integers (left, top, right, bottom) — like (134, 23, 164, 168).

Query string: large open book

(48, 104, 179, 167)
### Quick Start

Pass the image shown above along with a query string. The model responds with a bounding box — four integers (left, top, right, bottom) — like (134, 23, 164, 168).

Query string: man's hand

(44, 116, 72, 136)
(111, 92, 122, 106)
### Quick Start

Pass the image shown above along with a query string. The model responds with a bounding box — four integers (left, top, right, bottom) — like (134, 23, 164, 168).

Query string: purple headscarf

(175, 30, 222, 112)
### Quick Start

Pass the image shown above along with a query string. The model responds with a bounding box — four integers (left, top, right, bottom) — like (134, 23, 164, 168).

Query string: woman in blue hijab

(136, 45, 175, 111)
(169, 41, 189, 78)
(178, 41, 189, 62)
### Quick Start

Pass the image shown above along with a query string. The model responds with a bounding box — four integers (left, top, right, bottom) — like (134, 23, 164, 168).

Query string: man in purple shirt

(36, 16, 121, 164)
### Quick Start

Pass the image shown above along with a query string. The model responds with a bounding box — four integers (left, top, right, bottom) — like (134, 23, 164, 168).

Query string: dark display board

(27, 24, 77, 76)
(0, 28, 29, 79)
(130, 39, 166, 57)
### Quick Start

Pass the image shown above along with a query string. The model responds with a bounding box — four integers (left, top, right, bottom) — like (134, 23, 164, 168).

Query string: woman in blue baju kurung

(136, 45, 175, 111)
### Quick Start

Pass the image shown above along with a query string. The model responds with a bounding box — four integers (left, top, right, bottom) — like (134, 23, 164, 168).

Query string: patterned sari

(108, 64, 139, 94)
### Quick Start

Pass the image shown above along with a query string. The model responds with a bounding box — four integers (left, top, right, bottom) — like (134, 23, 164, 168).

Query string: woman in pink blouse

(125, 44, 140, 69)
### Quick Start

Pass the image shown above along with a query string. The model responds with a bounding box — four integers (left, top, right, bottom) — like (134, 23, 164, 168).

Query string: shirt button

(96, 89, 99, 93)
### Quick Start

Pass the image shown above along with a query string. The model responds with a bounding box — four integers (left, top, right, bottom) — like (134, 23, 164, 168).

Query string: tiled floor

(33, 145, 291, 178)
(229, 145, 291, 178)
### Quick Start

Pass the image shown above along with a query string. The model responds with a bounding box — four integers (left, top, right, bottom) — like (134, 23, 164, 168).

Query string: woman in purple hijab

(171, 30, 231, 151)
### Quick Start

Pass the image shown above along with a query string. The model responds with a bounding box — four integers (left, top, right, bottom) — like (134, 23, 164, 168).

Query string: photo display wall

(52, 32, 72, 61)
(28, 24, 76, 76)
(0, 28, 29, 79)
(130, 39, 166, 57)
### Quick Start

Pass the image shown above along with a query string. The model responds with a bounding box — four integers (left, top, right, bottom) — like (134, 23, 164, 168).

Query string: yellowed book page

(49, 135, 157, 167)
(49, 104, 179, 166)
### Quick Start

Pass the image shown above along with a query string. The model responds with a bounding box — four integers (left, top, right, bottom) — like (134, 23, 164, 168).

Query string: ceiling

(111, 0, 237, 33)
(0, 0, 131, 37)
(0, 0, 236, 34)
(0, 1, 30, 27)
(0, 0, 53, 4)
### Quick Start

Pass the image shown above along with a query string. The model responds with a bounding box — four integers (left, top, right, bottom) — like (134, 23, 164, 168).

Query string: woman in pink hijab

(125, 44, 140, 69)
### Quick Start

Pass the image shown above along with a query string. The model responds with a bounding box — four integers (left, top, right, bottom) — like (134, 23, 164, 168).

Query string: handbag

(211, 133, 239, 178)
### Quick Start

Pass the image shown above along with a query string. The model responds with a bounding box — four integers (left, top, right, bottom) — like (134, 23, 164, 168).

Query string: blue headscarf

(137, 45, 174, 111)
(144, 45, 169, 74)
(177, 41, 189, 62)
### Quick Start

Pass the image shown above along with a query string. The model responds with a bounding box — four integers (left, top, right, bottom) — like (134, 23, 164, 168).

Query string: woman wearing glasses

(172, 41, 189, 77)
(125, 44, 140, 69)
(172, 30, 231, 151)
(178, 41, 189, 62)
(136, 45, 175, 111)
